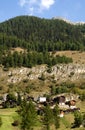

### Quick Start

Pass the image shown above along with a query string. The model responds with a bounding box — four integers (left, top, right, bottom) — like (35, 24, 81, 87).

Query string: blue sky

(0, 0, 85, 23)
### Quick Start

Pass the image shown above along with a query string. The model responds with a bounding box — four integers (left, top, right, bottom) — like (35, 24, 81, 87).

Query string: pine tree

(19, 100, 37, 130)
(74, 111, 83, 127)
(43, 105, 54, 130)
(53, 104, 60, 129)
(17, 93, 22, 105)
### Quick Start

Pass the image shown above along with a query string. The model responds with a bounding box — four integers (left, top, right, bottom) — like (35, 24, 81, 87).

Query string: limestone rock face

(1, 63, 85, 83)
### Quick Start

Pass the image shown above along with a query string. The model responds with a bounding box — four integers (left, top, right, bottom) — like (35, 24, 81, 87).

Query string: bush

(12, 120, 19, 126)
(38, 73, 45, 81)
(47, 67, 52, 73)
(0, 117, 2, 127)
(23, 79, 28, 83)
(74, 111, 83, 127)
(80, 93, 85, 101)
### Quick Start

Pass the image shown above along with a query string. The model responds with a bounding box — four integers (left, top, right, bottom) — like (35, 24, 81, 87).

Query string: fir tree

(19, 100, 37, 130)
(43, 105, 54, 130)
(53, 104, 60, 129)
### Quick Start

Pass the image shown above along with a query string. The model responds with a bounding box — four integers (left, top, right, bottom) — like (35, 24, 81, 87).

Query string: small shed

(38, 97, 46, 103)
(59, 96, 65, 105)
(53, 96, 65, 105)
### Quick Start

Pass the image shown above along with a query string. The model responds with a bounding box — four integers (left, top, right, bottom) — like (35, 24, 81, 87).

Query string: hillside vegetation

(0, 16, 85, 52)
(0, 16, 85, 130)
(0, 16, 85, 68)
(0, 16, 85, 93)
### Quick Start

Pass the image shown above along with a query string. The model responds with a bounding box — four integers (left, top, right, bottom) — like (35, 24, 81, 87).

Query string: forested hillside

(0, 16, 85, 52)
(0, 16, 85, 68)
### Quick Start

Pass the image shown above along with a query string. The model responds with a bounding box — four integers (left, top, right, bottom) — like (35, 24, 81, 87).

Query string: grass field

(55, 51, 85, 64)
(58, 114, 85, 130)
(0, 104, 85, 130)
(0, 108, 20, 130)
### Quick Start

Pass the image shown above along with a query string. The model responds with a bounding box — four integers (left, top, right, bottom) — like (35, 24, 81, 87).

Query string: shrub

(23, 79, 28, 83)
(12, 120, 19, 126)
(38, 73, 45, 81)
(0, 117, 2, 127)
(74, 111, 83, 127)
(47, 67, 52, 73)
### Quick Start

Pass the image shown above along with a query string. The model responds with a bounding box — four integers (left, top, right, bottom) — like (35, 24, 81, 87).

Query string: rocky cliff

(1, 63, 85, 84)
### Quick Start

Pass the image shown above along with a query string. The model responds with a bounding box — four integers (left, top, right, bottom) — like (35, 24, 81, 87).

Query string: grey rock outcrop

(1, 63, 85, 83)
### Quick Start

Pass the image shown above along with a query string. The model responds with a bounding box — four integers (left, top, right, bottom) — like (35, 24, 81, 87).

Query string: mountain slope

(0, 16, 85, 51)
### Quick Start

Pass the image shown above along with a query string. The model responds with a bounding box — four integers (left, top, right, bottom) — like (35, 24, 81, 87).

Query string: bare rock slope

(0, 63, 85, 83)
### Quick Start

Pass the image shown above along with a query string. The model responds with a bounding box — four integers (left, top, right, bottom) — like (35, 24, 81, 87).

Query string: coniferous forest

(0, 16, 85, 67)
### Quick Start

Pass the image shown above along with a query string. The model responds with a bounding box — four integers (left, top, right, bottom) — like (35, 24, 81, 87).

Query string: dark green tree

(51, 85, 56, 95)
(43, 105, 54, 130)
(17, 93, 22, 105)
(3, 93, 17, 108)
(83, 114, 85, 127)
(18, 54, 23, 67)
(53, 104, 60, 129)
(19, 100, 37, 130)
(74, 111, 83, 127)
(13, 51, 19, 67)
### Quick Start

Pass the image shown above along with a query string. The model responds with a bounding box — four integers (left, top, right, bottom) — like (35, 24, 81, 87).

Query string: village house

(69, 100, 76, 109)
(38, 97, 46, 103)
(51, 93, 80, 112)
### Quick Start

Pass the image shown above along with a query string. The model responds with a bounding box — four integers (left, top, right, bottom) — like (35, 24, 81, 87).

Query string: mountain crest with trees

(0, 15, 85, 52)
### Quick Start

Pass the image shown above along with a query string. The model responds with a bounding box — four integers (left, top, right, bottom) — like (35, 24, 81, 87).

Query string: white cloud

(40, 0, 55, 9)
(19, 0, 55, 15)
